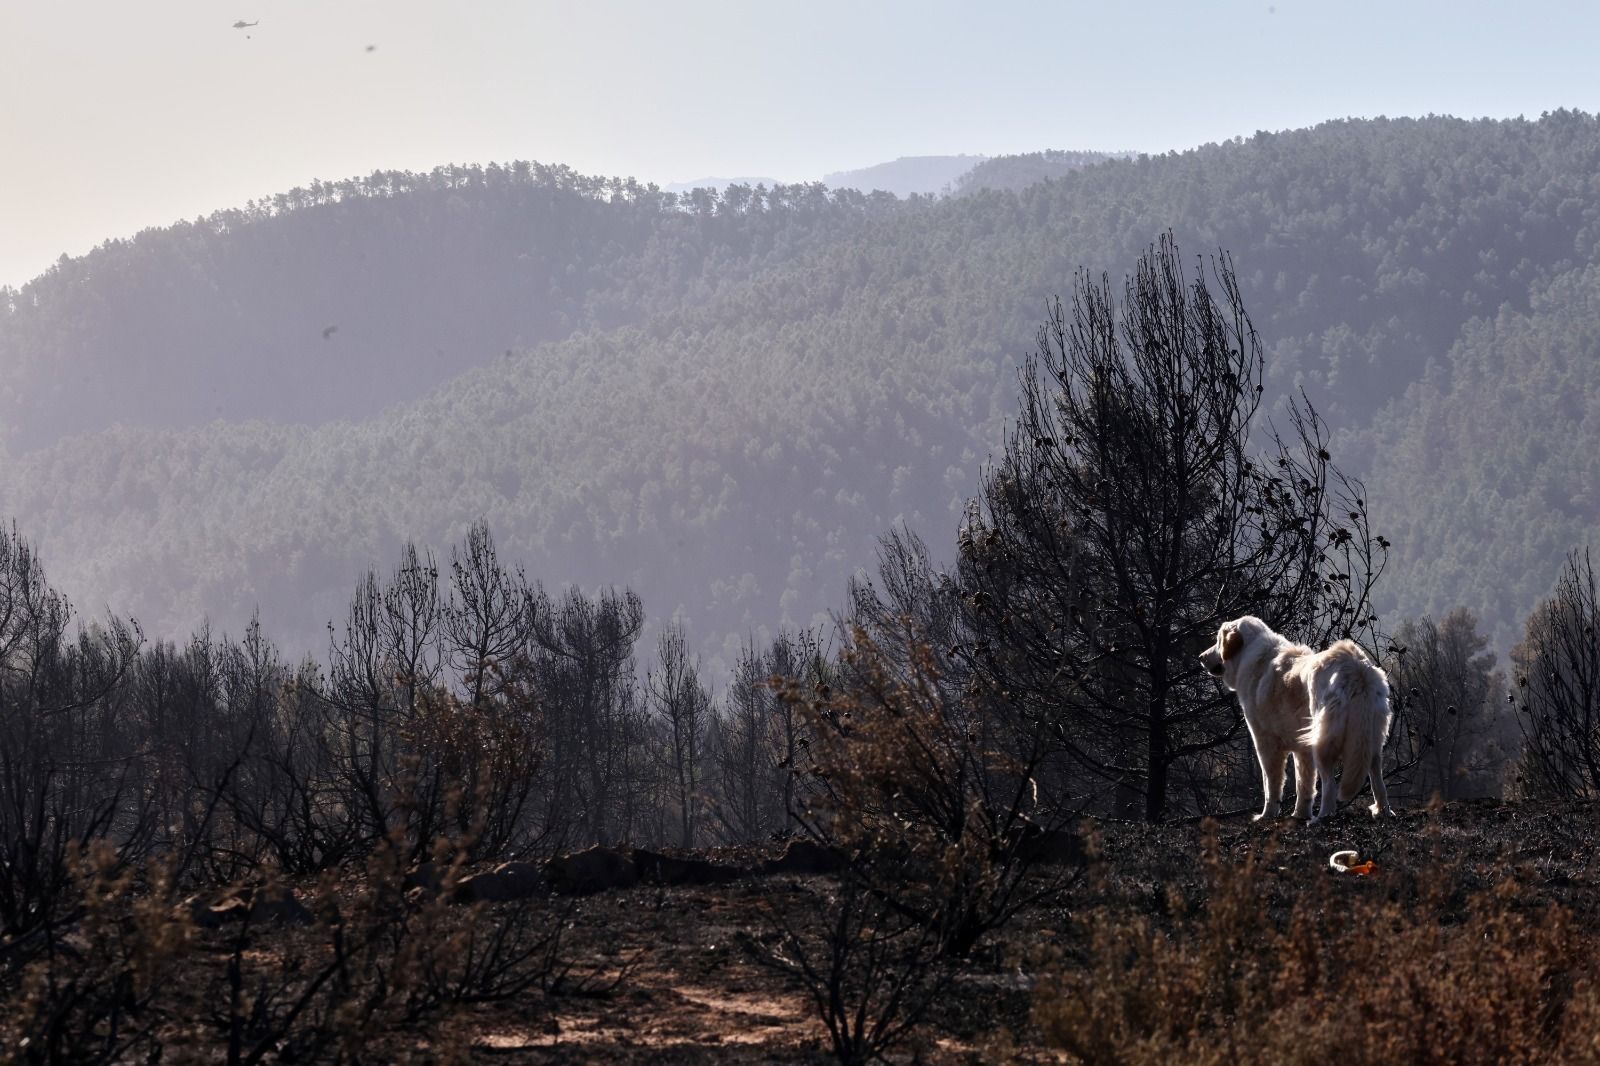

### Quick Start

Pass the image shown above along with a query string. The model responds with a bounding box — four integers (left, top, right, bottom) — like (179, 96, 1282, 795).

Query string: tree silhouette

(1385, 608, 1509, 802)
(648, 622, 712, 848)
(1512, 550, 1600, 799)
(959, 235, 1385, 821)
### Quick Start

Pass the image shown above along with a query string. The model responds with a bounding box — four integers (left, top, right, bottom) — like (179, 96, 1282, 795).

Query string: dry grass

(1033, 810, 1600, 1065)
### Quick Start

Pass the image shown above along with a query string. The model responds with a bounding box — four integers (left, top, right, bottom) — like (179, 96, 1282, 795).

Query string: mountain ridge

(5, 113, 1600, 669)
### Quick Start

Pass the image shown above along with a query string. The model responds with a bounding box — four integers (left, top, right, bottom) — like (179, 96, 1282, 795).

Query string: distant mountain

(822, 155, 987, 198)
(953, 149, 1133, 195)
(6, 113, 1600, 669)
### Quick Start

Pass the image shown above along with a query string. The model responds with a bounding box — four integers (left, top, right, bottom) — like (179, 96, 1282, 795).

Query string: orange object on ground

(1329, 849, 1377, 875)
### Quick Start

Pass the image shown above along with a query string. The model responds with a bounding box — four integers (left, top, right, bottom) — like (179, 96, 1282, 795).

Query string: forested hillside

(0, 167, 904, 448)
(1370, 262, 1600, 648)
(4, 113, 1600, 664)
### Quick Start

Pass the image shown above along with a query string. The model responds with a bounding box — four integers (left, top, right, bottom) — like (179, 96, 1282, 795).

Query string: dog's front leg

(1254, 744, 1288, 821)
(1291, 751, 1315, 819)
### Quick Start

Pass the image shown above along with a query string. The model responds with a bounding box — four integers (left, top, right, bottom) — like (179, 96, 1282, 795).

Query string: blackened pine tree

(527, 586, 645, 847)
(707, 631, 817, 844)
(958, 235, 1386, 822)
(647, 622, 713, 848)
(1512, 550, 1600, 800)
(1384, 608, 1508, 803)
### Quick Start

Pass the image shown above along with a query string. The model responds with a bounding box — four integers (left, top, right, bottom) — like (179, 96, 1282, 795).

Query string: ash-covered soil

(33, 800, 1600, 1063)
(473, 800, 1600, 1062)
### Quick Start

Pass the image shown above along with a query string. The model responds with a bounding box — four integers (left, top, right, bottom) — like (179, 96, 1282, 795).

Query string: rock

(631, 848, 745, 886)
(182, 893, 227, 929)
(1010, 823, 1087, 867)
(248, 884, 315, 925)
(404, 861, 444, 898)
(455, 861, 546, 903)
(757, 839, 847, 876)
(186, 885, 313, 928)
(541, 846, 638, 895)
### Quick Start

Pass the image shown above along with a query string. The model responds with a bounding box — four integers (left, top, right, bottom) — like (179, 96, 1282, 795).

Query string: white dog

(1199, 615, 1394, 822)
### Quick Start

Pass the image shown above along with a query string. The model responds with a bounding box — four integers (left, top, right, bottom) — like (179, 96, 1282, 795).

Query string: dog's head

(1198, 616, 1263, 688)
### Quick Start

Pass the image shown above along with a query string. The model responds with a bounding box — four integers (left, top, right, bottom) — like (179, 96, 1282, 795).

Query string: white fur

(1199, 616, 1395, 823)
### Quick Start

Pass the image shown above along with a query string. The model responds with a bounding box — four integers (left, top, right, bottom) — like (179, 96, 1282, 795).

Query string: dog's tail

(1300, 641, 1393, 802)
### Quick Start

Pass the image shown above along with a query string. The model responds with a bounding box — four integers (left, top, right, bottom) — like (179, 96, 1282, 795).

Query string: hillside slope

(5, 114, 1600, 662)
(1370, 262, 1600, 650)
(0, 168, 905, 449)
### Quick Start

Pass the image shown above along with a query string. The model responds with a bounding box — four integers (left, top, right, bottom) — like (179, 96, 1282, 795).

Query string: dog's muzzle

(1199, 650, 1224, 677)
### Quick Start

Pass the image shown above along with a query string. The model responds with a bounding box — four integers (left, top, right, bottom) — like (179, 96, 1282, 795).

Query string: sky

(2, 0, 1597, 289)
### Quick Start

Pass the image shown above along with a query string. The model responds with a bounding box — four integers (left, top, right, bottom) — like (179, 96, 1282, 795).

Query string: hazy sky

(2, 0, 1596, 289)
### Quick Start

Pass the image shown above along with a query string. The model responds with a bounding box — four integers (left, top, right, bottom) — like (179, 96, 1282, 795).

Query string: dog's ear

(1221, 624, 1244, 662)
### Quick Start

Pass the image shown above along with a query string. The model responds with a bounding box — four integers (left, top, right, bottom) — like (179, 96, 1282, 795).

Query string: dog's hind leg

(1310, 747, 1340, 823)
(1338, 760, 1369, 804)
(1291, 751, 1315, 819)
(1368, 754, 1394, 817)
(1254, 744, 1288, 821)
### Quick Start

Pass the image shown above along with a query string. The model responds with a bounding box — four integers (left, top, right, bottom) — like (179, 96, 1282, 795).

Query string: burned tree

(1512, 550, 1600, 799)
(959, 236, 1384, 821)
(322, 544, 449, 859)
(648, 622, 712, 848)
(708, 630, 821, 844)
(0, 523, 143, 936)
(528, 586, 645, 848)
(1385, 608, 1509, 803)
